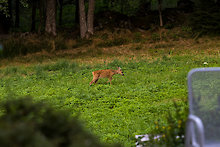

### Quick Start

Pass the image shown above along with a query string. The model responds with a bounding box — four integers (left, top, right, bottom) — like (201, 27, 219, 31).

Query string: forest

(0, 0, 219, 58)
(0, 0, 220, 147)
(0, 0, 220, 57)
(0, 0, 219, 36)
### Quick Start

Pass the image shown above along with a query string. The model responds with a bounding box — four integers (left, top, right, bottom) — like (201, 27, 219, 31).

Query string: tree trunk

(31, 0, 37, 32)
(45, 0, 57, 36)
(79, 0, 87, 38)
(15, 0, 20, 28)
(158, 0, 163, 27)
(58, 0, 63, 26)
(87, 0, 95, 35)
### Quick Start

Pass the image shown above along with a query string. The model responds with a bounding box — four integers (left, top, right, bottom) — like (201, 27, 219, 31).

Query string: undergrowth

(0, 27, 196, 59)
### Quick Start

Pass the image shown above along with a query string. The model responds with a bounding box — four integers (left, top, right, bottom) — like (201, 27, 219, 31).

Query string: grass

(0, 52, 220, 146)
(0, 30, 220, 146)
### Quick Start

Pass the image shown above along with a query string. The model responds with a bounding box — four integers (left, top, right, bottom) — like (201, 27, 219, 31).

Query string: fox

(89, 67, 124, 85)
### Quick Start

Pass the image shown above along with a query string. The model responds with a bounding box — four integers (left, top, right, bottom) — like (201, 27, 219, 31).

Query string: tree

(150, 0, 178, 27)
(0, 0, 30, 33)
(158, 0, 163, 27)
(87, 0, 95, 35)
(45, 0, 56, 36)
(79, 0, 95, 38)
(79, 0, 87, 38)
(15, 0, 20, 28)
(58, 0, 63, 26)
(31, 0, 37, 32)
(190, 0, 220, 34)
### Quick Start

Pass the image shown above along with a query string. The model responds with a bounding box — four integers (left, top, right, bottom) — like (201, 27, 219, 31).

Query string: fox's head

(117, 67, 124, 76)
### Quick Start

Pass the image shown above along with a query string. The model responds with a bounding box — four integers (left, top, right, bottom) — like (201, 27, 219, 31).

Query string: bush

(1, 37, 51, 58)
(0, 97, 121, 147)
(1, 35, 68, 58)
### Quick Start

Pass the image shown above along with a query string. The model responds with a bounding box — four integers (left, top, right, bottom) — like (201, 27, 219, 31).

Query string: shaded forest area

(0, 0, 220, 58)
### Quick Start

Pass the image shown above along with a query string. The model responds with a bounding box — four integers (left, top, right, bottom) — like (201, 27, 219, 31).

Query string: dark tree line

(0, 0, 96, 38)
(1, 0, 220, 38)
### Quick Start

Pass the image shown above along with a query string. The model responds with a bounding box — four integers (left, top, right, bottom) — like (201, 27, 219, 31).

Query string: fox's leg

(90, 75, 100, 85)
(108, 77, 112, 85)
(94, 79, 99, 83)
(94, 75, 100, 84)
(90, 72, 95, 85)
(89, 80, 94, 85)
(90, 78, 97, 85)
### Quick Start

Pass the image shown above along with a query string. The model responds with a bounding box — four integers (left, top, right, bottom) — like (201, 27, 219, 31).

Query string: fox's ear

(118, 67, 121, 70)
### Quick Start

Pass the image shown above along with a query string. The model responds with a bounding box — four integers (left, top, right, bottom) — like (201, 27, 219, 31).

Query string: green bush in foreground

(137, 101, 188, 147)
(0, 97, 121, 147)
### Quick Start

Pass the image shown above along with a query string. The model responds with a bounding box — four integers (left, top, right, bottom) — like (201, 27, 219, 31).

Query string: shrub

(1, 37, 52, 58)
(1, 35, 69, 59)
(137, 101, 188, 147)
(0, 97, 121, 147)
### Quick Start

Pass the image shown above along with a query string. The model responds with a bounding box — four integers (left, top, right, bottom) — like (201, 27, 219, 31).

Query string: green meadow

(0, 38, 220, 146)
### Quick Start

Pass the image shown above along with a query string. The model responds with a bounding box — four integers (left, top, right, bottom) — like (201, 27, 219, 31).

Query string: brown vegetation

(0, 28, 220, 68)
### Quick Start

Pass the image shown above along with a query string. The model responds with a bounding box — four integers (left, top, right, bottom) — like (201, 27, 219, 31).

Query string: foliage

(96, 0, 142, 16)
(0, 27, 196, 59)
(19, 0, 29, 8)
(190, 0, 220, 34)
(150, 0, 178, 10)
(0, 0, 28, 17)
(0, 97, 120, 147)
(0, 0, 9, 17)
(0, 35, 67, 58)
(137, 101, 188, 147)
(0, 0, 218, 39)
